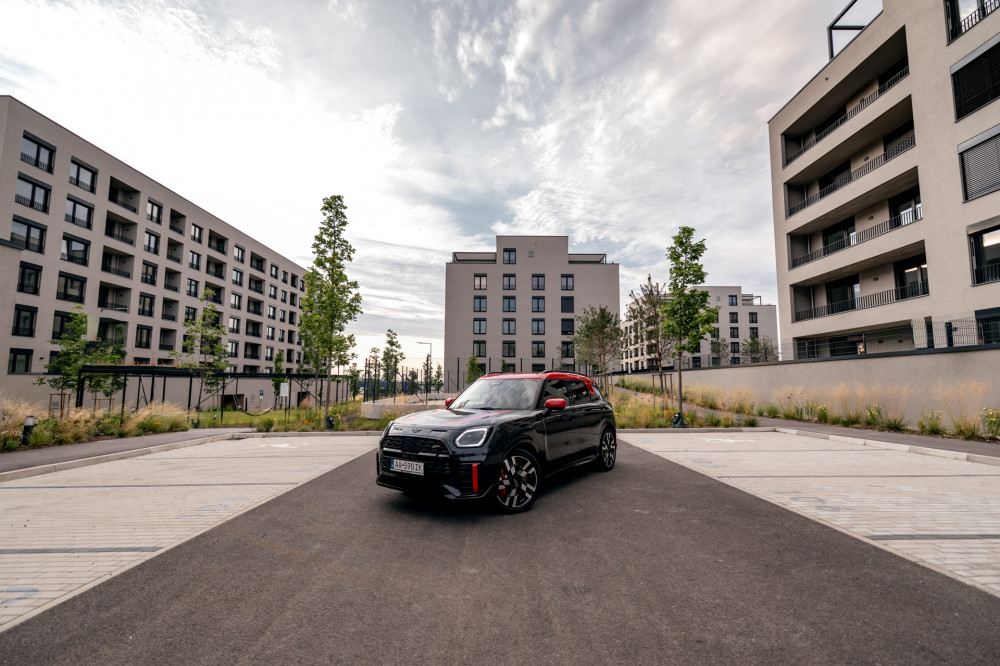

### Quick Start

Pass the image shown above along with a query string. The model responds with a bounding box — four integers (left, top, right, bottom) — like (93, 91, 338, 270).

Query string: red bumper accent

(472, 463, 479, 493)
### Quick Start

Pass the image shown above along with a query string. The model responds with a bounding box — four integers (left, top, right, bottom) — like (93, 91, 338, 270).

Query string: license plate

(390, 459, 424, 475)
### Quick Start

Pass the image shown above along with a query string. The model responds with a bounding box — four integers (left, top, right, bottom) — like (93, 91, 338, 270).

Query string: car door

(539, 379, 576, 464)
(565, 379, 602, 457)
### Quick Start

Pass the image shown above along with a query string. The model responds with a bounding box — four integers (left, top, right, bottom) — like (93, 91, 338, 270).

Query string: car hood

(390, 408, 534, 430)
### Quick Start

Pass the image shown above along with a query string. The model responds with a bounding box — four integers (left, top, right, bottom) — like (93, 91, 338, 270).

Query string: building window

(473, 318, 486, 334)
(280, 290, 287, 303)
(278, 329, 285, 342)
(503, 274, 516, 290)
(234, 246, 245, 263)
(137, 293, 154, 317)
(960, 129, 1000, 201)
(750, 327, 759, 339)
(61, 236, 89, 266)
(269, 284, 278, 299)
(561, 296, 574, 313)
(190, 224, 203, 243)
(146, 201, 162, 224)
(10, 218, 45, 253)
(17, 263, 41, 295)
(15, 176, 50, 213)
(531, 342, 545, 358)
(503, 318, 516, 335)
(749, 312, 758, 323)
(561, 275, 574, 290)
(232, 268, 244, 286)
(971, 225, 1000, 284)
(56, 273, 86, 303)
(187, 251, 200, 269)
(228, 341, 239, 358)
(730, 312, 739, 323)
(532, 319, 545, 335)
(68, 160, 96, 193)
(144, 231, 160, 255)
(139, 262, 156, 286)
(21, 134, 53, 173)
(711, 327, 719, 339)
(187, 278, 199, 297)
(473, 296, 487, 312)
(502, 341, 516, 357)
(731, 341, 741, 354)
(473, 340, 486, 357)
(268, 305, 277, 319)
(184, 306, 197, 322)
(730, 326, 739, 338)
(954, 41, 1000, 120)
(474, 274, 487, 290)
(64, 198, 93, 229)
(266, 326, 275, 340)
(288, 311, 296, 325)
(561, 318, 574, 336)
(265, 346, 275, 361)
(731, 356, 741, 365)
(279, 310, 286, 323)
(503, 296, 516, 312)
(532, 274, 545, 290)
(8, 349, 32, 374)
(135, 326, 152, 349)
(230, 292, 242, 310)
(270, 264, 279, 278)
(12, 306, 36, 337)
(503, 248, 516, 264)
(532, 296, 545, 312)
(692, 357, 702, 368)
(728, 295, 737, 306)
(229, 316, 241, 333)
(561, 341, 574, 358)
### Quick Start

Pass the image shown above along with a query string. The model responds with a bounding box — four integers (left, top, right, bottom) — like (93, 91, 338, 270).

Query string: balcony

(249, 284, 264, 295)
(98, 301, 130, 313)
(974, 263, 1000, 286)
(169, 223, 184, 235)
(791, 207, 922, 269)
(788, 130, 915, 218)
(105, 229, 135, 246)
(794, 280, 929, 322)
(167, 253, 181, 263)
(109, 196, 137, 213)
(949, 0, 999, 41)
(785, 66, 909, 167)
(244, 352, 260, 360)
(162, 313, 177, 322)
(164, 283, 179, 292)
(101, 263, 132, 279)
(159, 343, 174, 351)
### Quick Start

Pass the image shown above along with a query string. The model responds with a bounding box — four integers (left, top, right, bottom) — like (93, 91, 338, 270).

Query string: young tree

(407, 369, 419, 395)
(740, 335, 778, 363)
(572, 305, 623, 391)
(170, 289, 228, 424)
(660, 227, 719, 425)
(433, 363, 444, 392)
(422, 353, 433, 395)
(271, 350, 284, 402)
(710, 337, 731, 366)
(299, 195, 363, 420)
(347, 362, 361, 399)
(381, 329, 404, 395)
(465, 355, 483, 386)
(366, 346, 381, 400)
(628, 275, 673, 372)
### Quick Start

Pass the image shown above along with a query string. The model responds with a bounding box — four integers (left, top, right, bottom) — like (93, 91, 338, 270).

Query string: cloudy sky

(1, 0, 880, 366)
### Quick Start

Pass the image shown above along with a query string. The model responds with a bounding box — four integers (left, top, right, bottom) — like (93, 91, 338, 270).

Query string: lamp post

(417, 341, 431, 403)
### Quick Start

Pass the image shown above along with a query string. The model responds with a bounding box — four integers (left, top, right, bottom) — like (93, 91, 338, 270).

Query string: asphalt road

(2, 441, 999, 664)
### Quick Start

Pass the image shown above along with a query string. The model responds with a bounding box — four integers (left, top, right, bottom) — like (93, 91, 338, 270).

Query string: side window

(567, 380, 592, 404)
(541, 379, 569, 404)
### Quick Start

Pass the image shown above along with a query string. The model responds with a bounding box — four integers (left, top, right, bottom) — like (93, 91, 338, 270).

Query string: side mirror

(445, 398, 454, 407)
(544, 398, 567, 410)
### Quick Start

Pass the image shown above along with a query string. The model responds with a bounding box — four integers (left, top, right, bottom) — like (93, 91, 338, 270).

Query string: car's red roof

(479, 372, 595, 391)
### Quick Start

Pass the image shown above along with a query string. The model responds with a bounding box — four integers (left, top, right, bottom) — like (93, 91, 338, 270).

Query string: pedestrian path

(0, 435, 377, 632)
(624, 431, 1000, 597)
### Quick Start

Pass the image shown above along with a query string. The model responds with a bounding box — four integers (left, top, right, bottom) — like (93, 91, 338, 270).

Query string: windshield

(450, 378, 541, 411)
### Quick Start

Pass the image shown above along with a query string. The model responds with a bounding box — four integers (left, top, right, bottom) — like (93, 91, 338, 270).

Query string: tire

(494, 449, 541, 513)
(595, 427, 616, 471)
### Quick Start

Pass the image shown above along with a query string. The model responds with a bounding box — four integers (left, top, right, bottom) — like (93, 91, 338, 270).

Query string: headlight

(382, 422, 395, 440)
(455, 427, 489, 447)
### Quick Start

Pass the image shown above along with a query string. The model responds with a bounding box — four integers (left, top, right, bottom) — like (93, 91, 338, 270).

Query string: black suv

(375, 371, 617, 512)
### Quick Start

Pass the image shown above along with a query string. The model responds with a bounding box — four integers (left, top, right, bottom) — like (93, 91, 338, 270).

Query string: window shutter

(953, 42, 1000, 120)
(961, 134, 1000, 200)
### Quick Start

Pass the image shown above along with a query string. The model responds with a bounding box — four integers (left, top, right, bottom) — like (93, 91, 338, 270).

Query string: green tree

(422, 353, 433, 395)
(465, 355, 483, 386)
(407, 369, 419, 395)
(572, 305, 623, 390)
(740, 335, 778, 363)
(170, 289, 228, 424)
(299, 195, 363, 420)
(660, 227, 719, 424)
(365, 346, 381, 399)
(710, 336, 730, 366)
(381, 329, 404, 395)
(433, 363, 444, 392)
(628, 274, 673, 372)
(271, 350, 284, 402)
(347, 362, 361, 399)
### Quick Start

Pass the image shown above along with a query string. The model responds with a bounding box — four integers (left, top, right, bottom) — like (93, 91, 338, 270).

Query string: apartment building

(769, 0, 1000, 359)
(443, 236, 619, 389)
(1, 96, 306, 401)
(621, 286, 778, 371)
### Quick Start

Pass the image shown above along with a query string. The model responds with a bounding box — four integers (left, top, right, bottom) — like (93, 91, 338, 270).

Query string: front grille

(384, 435, 448, 456)
(379, 455, 451, 478)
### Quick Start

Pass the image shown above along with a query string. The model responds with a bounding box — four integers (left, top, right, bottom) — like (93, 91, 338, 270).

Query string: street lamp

(417, 341, 432, 403)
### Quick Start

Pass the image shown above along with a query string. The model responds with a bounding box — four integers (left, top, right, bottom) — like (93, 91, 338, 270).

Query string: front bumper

(375, 435, 494, 499)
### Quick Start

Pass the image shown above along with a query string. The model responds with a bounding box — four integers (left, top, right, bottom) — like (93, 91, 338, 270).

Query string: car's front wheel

(494, 449, 540, 513)
(595, 427, 616, 471)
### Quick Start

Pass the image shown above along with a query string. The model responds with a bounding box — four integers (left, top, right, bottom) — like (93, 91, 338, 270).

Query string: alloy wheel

(598, 429, 616, 470)
(496, 450, 540, 512)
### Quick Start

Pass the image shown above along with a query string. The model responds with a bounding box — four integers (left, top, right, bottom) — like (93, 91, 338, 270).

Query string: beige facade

(769, 0, 1000, 359)
(1, 96, 307, 405)
(621, 286, 778, 371)
(443, 236, 619, 391)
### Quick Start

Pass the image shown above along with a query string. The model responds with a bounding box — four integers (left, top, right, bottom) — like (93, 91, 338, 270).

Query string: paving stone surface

(0, 436, 377, 630)
(624, 431, 1000, 597)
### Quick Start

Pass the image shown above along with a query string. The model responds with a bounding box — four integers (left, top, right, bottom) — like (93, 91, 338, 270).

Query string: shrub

(719, 413, 736, 428)
(258, 416, 274, 432)
(983, 408, 1000, 440)
(743, 415, 758, 427)
(816, 405, 829, 423)
(28, 428, 52, 447)
(780, 401, 803, 421)
(704, 412, 722, 427)
(763, 403, 780, 418)
(864, 403, 882, 428)
(936, 380, 986, 440)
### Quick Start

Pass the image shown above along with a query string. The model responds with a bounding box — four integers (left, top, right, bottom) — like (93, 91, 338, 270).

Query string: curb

(0, 430, 383, 484)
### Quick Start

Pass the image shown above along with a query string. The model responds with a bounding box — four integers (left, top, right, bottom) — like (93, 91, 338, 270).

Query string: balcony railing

(164, 283, 179, 292)
(105, 229, 135, 246)
(787, 130, 916, 218)
(141, 274, 157, 285)
(21, 152, 52, 172)
(98, 301, 130, 313)
(785, 67, 909, 167)
(795, 280, 929, 322)
(10, 235, 43, 252)
(244, 352, 260, 360)
(950, 0, 1000, 41)
(15, 194, 47, 212)
(57, 291, 84, 303)
(159, 343, 174, 351)
(974, 263, 1000, 286)
(169, 223, 184, 235)
(791, 207, 923, 269)
(167, 253, 181, 263)
(11, 324, 35, 336)
(109, 197, 137, 213)
(60, 252, 87, 265)
(249, 285, 264, 294)
(162, 313, 177, 321)
(246, 330, 261, 338)
(250, 261, 265, 272)
(101, 263, 132, 278)
(17, 281, 40, 295)
(69, 176, 94, 193)
(208, 241, 226, 254)
(248, 307, 262, 316)
(207, 268, 224, 279)
(65, 213, 92, 229)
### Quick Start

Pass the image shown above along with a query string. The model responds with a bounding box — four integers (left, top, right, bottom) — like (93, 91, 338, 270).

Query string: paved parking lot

(625, 430, 1000, 596)
(0, 435, 377, 630)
